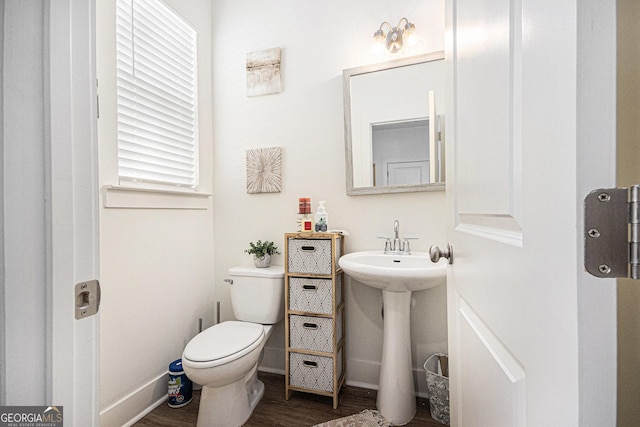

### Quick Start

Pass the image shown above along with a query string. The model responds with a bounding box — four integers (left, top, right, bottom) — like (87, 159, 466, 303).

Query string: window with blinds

(116, 0, 199, 189)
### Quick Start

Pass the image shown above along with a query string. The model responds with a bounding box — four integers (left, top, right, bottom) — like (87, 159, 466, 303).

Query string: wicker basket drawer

(289, 349, 343, 393)
(289, 313, 343, 353)
(287, 238, 342, 275)
(288, 276, 342, 315)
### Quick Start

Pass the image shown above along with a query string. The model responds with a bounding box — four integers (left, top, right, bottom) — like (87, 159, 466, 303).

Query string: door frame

(49, 0, 100, 424)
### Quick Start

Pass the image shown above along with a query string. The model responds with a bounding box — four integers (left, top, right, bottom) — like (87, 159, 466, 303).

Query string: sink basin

(338, 250, 446, 292)
(339, 250, 447, 424)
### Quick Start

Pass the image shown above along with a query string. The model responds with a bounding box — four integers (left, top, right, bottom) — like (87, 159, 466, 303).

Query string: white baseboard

(258, 366, 286, 375)
(259, 345, 285, 373)
(414, 366, 429, 398)
(345, 373, 428, 398)
(100, 371, 168, 427)
(345, 379, 378, 390)
(121, 395, 167, 427)
(346, 357, 429, 398)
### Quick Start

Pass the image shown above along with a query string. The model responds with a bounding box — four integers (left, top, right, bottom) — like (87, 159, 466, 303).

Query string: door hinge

(584, 185, 640, 279)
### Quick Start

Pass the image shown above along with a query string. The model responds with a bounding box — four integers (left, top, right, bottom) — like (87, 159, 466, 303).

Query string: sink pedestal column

(377, 290, 416, 425)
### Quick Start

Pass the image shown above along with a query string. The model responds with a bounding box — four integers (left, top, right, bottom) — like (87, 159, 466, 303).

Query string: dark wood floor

(134, 372, 444, 426)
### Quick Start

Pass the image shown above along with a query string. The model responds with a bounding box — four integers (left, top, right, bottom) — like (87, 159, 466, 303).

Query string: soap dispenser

(315, 201, 328, 232)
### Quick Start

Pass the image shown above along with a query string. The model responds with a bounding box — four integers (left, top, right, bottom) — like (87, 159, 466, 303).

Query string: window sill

(103, 185, 212, 210)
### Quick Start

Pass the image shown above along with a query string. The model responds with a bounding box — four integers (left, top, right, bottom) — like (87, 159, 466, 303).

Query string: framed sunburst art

(246, 147, 282, 194)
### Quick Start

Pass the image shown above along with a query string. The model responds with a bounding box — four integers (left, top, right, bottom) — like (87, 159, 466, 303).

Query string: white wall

(211, 0, 448, 393)
(96, 1, 215, 425)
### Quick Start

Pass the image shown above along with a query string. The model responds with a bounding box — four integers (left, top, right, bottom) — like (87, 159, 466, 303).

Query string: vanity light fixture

(373, 17, 416, 53)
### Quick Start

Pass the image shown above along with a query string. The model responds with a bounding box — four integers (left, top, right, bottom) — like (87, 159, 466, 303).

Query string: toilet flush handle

(224, 278, 233, 285)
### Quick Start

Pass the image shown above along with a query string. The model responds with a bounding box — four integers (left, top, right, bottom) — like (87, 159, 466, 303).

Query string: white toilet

(182, 265, 284, 427)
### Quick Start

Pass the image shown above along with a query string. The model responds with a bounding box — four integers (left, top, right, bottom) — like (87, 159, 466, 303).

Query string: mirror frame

(343, 51, 445, 195)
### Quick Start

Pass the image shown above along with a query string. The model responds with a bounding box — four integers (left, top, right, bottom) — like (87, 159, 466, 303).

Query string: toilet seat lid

(183, 321, 264, 363)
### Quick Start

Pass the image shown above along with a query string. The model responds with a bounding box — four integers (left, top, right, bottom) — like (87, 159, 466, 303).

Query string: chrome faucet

(378, 220, 417, 254)
(393, 220, 401, 254)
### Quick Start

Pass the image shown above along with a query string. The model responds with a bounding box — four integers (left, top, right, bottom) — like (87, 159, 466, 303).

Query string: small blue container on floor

(168, 359, 193, 408)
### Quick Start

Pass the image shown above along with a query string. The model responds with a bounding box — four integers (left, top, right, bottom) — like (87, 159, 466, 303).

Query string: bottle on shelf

(315, 201, 328, 232)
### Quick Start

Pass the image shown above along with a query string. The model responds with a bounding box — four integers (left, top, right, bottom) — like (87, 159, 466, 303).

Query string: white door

(386, 160, 429, 185)
(444, 0, 617, 426)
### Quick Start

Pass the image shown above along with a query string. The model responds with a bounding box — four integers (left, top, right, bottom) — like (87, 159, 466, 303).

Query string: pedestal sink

(339, 251, 447, 425)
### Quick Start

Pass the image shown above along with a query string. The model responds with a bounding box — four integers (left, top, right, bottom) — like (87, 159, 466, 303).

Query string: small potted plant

(245, 240, 281, 268)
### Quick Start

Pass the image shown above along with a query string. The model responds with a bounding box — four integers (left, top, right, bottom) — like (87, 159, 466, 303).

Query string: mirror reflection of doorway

(371, 118, 430, 186)
(385, 160, 429, 185)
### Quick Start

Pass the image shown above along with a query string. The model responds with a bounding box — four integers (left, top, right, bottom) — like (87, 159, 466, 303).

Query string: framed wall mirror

(343, 51, 445, 195)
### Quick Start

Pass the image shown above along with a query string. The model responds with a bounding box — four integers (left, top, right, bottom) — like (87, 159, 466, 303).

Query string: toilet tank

(228, 265, 284, 324)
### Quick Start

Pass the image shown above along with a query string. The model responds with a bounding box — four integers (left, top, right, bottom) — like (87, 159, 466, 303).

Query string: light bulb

(372, 29, 386, 54)
(371, 39, 385, 54)
(404, 22, 417, 47)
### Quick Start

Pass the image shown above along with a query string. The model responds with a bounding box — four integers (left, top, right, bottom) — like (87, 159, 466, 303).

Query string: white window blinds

(116, 0, 199, 188)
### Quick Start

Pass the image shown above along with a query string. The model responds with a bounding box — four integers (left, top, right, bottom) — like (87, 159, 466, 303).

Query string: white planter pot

(253, 254, 271, 268)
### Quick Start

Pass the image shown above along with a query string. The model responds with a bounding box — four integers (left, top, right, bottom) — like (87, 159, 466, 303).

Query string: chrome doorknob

(429, 244, 453, 264)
